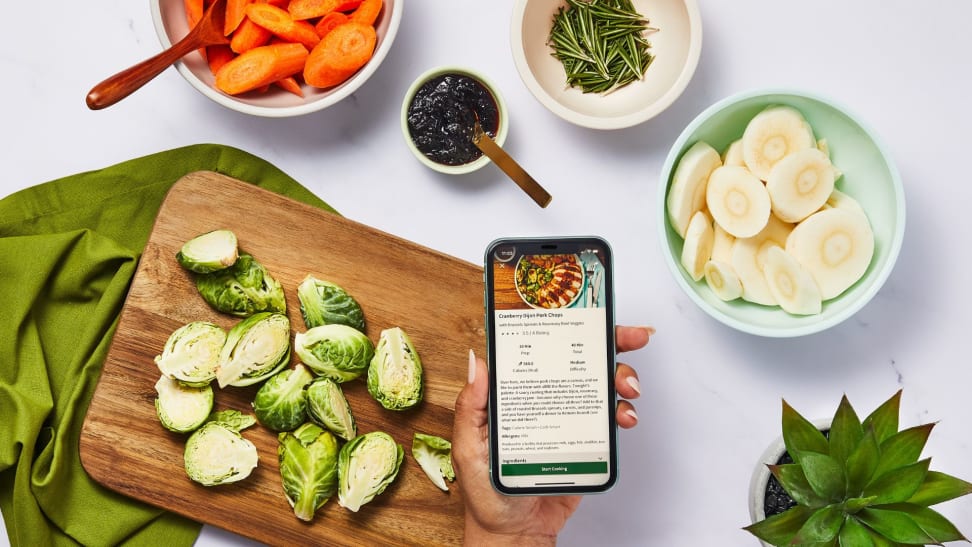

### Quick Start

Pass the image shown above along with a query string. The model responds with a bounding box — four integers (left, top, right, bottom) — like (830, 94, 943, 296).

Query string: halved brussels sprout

(297, 275, 366, 331)
(154, 321, 226, 387)
(184, 412, 258, 486)
(411, 433, 455, 491)
(337, 431, 403, 512)
(367, 327, 423, 410)
(196, 252, 286, 317)
(306, 377, 356, 441)
(253, 365, 313, 432)
(208, 409, 257, 431)
(176, 229, 239, 274)
(216, 312, 291, 388)
(294, 324, 374, 382)
(278, 423, 339, 521)
(154, 376, 213, 433)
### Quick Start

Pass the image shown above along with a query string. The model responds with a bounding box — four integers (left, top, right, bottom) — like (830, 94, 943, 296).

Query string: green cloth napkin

(0, 144, 335, 546)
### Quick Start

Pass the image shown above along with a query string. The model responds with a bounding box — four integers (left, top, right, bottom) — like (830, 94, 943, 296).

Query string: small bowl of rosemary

(510, 0, 702, 130)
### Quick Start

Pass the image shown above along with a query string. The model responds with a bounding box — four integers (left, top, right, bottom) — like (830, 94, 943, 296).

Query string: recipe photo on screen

(486, 239, 617, 493)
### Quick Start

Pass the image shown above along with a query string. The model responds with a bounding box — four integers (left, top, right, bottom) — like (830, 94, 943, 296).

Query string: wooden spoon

(86, 0, 229, 110)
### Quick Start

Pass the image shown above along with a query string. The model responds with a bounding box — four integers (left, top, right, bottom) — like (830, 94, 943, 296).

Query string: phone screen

(484, 237, 617, 495)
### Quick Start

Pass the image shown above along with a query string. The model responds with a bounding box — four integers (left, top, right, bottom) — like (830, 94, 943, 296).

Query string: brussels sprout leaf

(412, 433, 455, 491)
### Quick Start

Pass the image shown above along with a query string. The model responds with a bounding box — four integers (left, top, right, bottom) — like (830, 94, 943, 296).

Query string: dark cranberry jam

(406, 73, 500, 166)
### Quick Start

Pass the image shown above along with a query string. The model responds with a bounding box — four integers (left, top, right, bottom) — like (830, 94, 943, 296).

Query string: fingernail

(640, 326, 656, 337)
(625, 408, 639, 423)
(468, 349, 477, 385)
(625, 375, 642, 396)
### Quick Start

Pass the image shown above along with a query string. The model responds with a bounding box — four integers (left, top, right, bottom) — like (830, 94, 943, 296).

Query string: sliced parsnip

(785, 208, 874, 300)
(742, 105, 816, 181)
(822, 188, 866, 218)
(722, 139, 745, 167)
(766, 147, 836, 223)
(680, 211, 714, 282)
(729, 215, 795, 306)
(667, 141, 722, 238)
(706, 165, 771, 238)
(817, 138, 830, 158)
(763, 246, 823, 315)
(711, 223, 735, 263)
(704, 260, 743, 301)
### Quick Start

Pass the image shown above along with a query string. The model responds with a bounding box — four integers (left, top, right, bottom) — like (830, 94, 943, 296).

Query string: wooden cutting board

(79, 171, 484, 546)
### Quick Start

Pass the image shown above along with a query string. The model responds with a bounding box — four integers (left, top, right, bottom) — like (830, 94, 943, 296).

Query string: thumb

(454, 349, 489, 430)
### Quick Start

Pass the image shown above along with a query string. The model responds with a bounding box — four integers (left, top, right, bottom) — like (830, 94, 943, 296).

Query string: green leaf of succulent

(880, 503, 968, 543)
(856, 506, 936, 545)
(771, 464, 828, 508)
(838, 517, 877, 547)
(751, 392, 972, 547)
(845, 429, 880, 498)
(861, 390, 901, 445)
(864, 459, 929, 505)
(829, 395, 864, 465)
(842, 496, 877, 514)
(863, 528, 903, 547)
(799, 451, 847, 502)
(907, 470, 972, 507)
(871, 424, 933, 481)
(789, 505, 844, 544)
(782, 399, 830, 459)
(743, 506, 814, 546)
(861, 504, 967, 544)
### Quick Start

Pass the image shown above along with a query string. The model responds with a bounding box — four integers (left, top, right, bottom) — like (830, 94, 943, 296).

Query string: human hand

(451, 325, 654, 546)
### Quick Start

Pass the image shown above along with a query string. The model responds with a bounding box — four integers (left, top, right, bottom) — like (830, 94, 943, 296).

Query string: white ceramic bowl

(658, 89, 906, 337)
(400, 66, 509, 175)
(150, 0, 402, 117)
(510, 0, 701, 130)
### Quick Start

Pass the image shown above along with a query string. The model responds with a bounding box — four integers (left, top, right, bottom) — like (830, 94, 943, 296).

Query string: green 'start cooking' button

(501, 462, 608, 476)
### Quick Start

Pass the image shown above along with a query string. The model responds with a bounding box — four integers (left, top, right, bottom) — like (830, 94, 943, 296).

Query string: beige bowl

(510, 0, 702, 130)
(150, 0, 402, 117)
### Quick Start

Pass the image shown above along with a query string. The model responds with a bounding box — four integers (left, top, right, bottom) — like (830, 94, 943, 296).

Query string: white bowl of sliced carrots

(151, 0, 401, 117)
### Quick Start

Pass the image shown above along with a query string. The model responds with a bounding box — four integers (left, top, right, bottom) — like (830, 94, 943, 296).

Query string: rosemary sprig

(548, 0, 657, 94)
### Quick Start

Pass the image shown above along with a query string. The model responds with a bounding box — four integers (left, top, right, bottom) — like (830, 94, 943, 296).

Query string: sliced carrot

(230, 16, 273, 53)
(349, 0, 381, 25)
(314, 11, 348, 38)
(224, 0, 253, 35)
(207, 44, 236, 75)
(274, 76, 304, 97)
(303, 21, 375, 88)
(288, 0, 362, 20)
(185, 0, 205, 28)
(215, 42, 309, 95)
(246, 3, 321, 50)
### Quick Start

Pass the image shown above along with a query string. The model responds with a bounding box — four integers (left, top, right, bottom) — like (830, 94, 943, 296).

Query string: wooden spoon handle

(85, 32, 205, 110)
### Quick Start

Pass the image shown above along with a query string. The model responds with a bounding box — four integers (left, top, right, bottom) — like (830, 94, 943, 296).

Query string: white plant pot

(747, 418, 831, 546)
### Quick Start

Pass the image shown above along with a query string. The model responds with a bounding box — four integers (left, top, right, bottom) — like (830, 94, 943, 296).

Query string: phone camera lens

(494, 246, 516, 263)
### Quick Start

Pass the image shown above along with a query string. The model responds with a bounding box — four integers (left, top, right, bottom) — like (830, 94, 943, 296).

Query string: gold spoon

(86, 0, 229, 110)
(472, 116, 552, 208)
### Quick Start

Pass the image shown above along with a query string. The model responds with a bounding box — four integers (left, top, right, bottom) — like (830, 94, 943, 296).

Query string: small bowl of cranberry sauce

(401, 66, 509, 175)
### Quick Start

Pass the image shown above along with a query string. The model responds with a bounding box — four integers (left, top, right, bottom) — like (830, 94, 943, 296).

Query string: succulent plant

(745, 390, 972, 546)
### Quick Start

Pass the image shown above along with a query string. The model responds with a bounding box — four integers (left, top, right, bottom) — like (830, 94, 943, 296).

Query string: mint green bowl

(657, 89, 905, 337)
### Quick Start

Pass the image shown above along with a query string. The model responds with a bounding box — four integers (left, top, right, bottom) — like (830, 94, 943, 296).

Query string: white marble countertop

(2, 1, 971, 545)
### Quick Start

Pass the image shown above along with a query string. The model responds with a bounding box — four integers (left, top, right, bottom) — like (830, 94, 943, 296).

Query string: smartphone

(484, 236, 617, 495)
